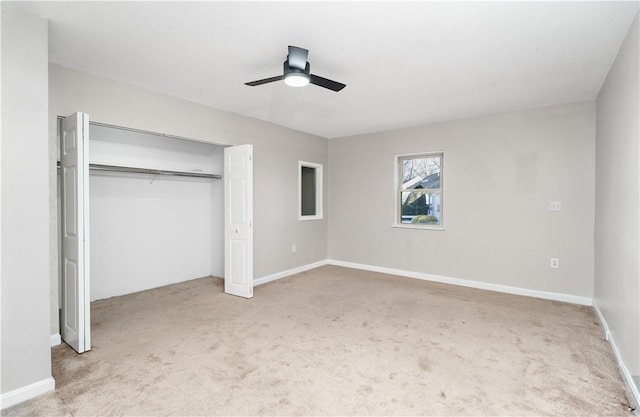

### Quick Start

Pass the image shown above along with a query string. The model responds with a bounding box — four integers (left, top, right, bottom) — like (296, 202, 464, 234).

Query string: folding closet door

(224, 144, 254, 298)
(60, 112, 91, 353)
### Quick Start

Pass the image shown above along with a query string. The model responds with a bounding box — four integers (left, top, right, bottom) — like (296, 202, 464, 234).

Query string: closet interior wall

(59, 123, 224, 303)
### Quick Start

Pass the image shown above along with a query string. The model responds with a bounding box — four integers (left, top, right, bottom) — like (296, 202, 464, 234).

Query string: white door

(224, 144, 254, 298)
(60, 112, 91, 353)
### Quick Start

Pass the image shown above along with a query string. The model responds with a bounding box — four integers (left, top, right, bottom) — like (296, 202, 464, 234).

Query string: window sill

(300, 216, 323, 221)
(391, 224, 445, 231)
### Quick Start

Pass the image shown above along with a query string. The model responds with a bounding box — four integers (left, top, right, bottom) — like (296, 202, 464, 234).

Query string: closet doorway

(58, 112, 253, 354)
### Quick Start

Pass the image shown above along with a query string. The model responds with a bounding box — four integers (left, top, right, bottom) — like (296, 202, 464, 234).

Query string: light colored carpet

(3, 265, 634, 416)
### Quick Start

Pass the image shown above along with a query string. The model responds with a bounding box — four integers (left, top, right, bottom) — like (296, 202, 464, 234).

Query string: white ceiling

(14, 1, 640, 138)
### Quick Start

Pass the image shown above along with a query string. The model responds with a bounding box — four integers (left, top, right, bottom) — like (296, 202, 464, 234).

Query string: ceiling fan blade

(309, 74, 346, 92)
(244, 75, 285, 86)
(288, 46, 309, 70)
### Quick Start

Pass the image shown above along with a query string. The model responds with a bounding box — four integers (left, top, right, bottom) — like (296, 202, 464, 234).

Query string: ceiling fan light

(284, 72, 310, 87)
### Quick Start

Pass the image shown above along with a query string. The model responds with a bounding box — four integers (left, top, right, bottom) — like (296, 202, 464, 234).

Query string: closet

(57, 113, 253, 354)
(87, 123, 224, 300)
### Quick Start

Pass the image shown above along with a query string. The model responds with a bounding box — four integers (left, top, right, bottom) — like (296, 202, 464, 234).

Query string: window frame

(393, 151, 444, 230)
(299, 160, 323, 221)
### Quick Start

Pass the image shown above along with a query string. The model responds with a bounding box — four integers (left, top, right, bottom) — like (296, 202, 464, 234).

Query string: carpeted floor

(3, 265, 634, 416)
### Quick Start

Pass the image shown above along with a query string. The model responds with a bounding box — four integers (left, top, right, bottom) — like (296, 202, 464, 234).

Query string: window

(299, 161, 323, 220)
(396, 152, 443, 228)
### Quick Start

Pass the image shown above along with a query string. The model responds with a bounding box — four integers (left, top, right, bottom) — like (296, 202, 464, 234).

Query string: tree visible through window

(397, 153, 443, 226)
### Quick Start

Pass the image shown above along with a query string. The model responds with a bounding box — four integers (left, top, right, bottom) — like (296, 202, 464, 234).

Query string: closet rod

(57, 162, 222, 180)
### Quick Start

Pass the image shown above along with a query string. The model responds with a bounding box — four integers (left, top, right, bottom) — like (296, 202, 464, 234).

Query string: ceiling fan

(245, 46, 346, 92)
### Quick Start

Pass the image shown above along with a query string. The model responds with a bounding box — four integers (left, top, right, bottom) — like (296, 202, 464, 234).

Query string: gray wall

(595, 13, 639, 379)
(329, 101, 596, 298)
(49, 64, 329, 334)
(1, 4, 53, 394)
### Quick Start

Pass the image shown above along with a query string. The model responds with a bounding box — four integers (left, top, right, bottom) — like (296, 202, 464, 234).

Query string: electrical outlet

(550, 201, 562, 211)
(291, 244, 297, 253)
(550, 258, 559, 269)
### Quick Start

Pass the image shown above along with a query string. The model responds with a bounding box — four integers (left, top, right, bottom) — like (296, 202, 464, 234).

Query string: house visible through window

(397, 152, 443, 227)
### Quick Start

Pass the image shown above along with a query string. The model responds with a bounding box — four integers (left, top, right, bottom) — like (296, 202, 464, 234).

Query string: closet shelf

(57, 162, 222, 180)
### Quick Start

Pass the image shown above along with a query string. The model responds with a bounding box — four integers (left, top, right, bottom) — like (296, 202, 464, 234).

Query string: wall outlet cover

(550, 201, 562, 211)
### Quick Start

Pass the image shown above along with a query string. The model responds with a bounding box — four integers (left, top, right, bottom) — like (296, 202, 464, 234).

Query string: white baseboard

(50, 334, 61, 347)
(0, 377, 55, 410)
(254, 260, 328, 286)
(593, 303, 640, 411)
(326, 259, 593, 306)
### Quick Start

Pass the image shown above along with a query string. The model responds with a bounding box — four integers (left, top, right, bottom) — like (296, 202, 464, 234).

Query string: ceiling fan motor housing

(284, 61, 310, 75)
(284, 61, 311, 86)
